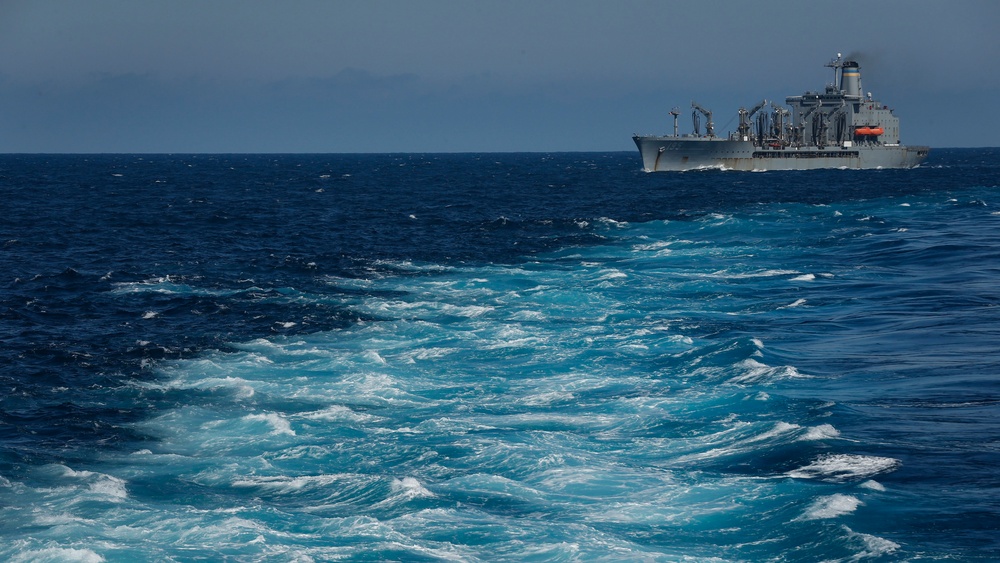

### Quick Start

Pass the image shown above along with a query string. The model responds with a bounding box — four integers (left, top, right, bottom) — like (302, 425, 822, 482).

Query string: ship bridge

(783, 55, 900, 148)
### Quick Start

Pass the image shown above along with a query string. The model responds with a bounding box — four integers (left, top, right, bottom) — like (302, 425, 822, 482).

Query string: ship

(633, 54, 929, 172)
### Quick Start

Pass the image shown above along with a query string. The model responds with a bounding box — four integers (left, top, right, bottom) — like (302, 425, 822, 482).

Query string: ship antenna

(669, 107, 680, 137)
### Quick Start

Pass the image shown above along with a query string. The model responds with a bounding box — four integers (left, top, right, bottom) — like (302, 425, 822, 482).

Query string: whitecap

(164, 375, 256, 399)
(445, 304, 494, 318)
(800, 423, 840, 440)
(11, 547, 106, 563)
(244, 413, 296, 436)
(300, 405, 376, 423)
(519, 390, 575, 406)
(232, 473, 351, 494)
(595, 269, 627, 281)
(711, 268, 801, 280)
(632, 240, 672, 252)
(860, 480, 886, 491)
(794, 493, 862, 521)
(509, 310, 546, 321)
(87, 475, 129, 500)
(790, 273, 815, 281)
(43, 465, 129, 502)
(787, 454, 900, 482)
(779, 298, 807, 309)
(363, 350, 387, 365)
(729, 359, 806, 384)
(392, 476, 434, 498)
(595, 217, 628, 228)
(844, 526, 900, 557)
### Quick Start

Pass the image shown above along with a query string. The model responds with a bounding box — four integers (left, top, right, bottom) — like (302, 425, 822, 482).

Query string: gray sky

(1, 0, 997, 152)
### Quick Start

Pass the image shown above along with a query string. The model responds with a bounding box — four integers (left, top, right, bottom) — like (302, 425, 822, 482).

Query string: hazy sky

(1, 0, 997, 152)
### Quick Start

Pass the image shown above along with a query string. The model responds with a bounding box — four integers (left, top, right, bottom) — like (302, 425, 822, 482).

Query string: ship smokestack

(841, 61, 862, 98)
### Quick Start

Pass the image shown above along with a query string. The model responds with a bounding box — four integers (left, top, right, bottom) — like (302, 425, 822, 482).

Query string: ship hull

(634, 136, 929, 172)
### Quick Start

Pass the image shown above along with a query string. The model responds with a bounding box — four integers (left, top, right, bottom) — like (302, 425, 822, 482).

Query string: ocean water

(1, 150, 999, 561)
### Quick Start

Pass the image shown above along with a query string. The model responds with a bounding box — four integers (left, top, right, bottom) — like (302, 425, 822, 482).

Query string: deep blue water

(2, 150, 999, 561)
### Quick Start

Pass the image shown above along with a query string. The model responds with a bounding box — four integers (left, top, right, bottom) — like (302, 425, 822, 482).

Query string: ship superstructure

(633, 54, 928, 171)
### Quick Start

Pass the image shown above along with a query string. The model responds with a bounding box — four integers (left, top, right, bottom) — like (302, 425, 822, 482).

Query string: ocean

(2, 150, 999, 561)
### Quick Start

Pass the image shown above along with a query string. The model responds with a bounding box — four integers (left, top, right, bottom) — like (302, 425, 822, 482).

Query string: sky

(0, 0, 997, 152)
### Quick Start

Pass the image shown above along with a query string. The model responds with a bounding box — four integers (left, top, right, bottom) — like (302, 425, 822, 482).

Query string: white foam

(794, 494, 862, 521)
(165, 375, 257, 399)
(673, 422, 800, 463)
(509, 310, 546, 321)
(787, 454, 901, 482)
(244, 413, 296, 436)
(50, 466, 128, 502)
(596, 269, 628, 281)
(779, 298, 807, 309)
(845, 526, 901, 556)
(363, 350, 387, 365)
(860, 480, 886, 491)
(232, 473, 354, 494)
(519, 390, 575, 406)
(446, 304, 494, 317)
(300, 405, 376, 423)
(11, 548, 106, 563)
(801, 423, 840, 440)
(595, 217, 628, 228)
(633, 240, 673, 252)
(790, 273, 815, 281)
(714, 269, 801, 280)
(392, 476, 434, 498)
(729, 359, 807, 384)
(401, 346, 458, 362)
(88, 475, 129, 500)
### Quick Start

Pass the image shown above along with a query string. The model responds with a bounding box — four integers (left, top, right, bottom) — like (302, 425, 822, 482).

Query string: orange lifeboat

(855, 127, 884, 136)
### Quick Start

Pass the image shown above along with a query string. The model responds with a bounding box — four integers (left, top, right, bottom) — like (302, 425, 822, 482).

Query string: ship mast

(669, 107, 680, 137)
(826, 52, 843, 90)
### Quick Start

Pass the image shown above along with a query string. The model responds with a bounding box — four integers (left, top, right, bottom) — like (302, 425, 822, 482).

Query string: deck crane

(793, 96, 822, 145)
(737, 99, 768, 141)
(691, 102, 714, 137)
(770, 103, 790, 145)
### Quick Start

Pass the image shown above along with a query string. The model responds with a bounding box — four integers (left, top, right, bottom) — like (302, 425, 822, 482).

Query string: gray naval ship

(633, 54, 929, 172)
